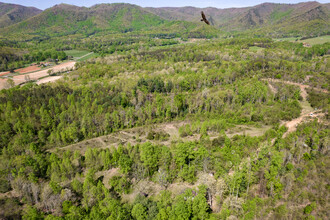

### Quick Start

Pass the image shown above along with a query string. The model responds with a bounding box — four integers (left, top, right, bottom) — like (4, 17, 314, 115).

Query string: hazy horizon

(1, 0, 329, 10)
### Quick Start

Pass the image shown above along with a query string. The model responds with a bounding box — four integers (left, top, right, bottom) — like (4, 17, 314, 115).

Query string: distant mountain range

(0, 2, 41, 28)
(1, 3, 169, 36)
(0, 1, 329, 38)
(147, 1, 329, 36)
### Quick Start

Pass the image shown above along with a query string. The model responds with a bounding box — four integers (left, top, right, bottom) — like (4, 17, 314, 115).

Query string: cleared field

(37, 76, 63, 85)
(249, 46, 264, 52)
(14, 65, 41, 73)
(0, 71, 9, 76)
(65, 50, 98, 61)
(0, 65, 41, 76)
(51, 120, 271, 154)
(64, 50, 90, 58)
(274, 37, 299, 42)
(274, 35, 330, 45)
(0, 61, 75, 89)
(298, 35, 330, 45)
(77, 52, 98, 61)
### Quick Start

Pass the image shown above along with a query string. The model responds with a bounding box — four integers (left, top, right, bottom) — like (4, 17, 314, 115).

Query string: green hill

(147, 1, 330, 36)
(0, 2, 41, 28)
(1, 3, 215, 39)
(2, 2, 327, 38)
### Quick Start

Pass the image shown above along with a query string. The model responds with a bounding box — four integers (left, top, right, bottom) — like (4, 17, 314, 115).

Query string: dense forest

(0, 1, 329, 219)
(0, 36, 329, 219)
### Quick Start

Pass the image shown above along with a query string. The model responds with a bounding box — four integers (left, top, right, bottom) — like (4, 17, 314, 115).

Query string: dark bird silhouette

(201, 11, 210, 25)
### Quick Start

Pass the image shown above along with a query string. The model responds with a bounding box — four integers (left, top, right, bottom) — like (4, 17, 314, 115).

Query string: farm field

(11, 65, 41, 74)
(0, 61, 75, 89)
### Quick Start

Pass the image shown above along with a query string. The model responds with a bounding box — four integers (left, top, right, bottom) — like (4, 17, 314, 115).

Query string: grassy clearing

(298, 35, 330, 45)
(64, 50, 99, 61)
(225, 125, 272, 138)
(51, 120, 272, 154)
(274, 37, 299, 42)
(274, 35, 330, 45)
(249, 46, 264, 52)
(64, 50, 90, 58)
(77, 52, 99, 61)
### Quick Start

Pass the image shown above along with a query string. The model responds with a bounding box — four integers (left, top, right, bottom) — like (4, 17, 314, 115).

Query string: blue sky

(2, 0, 329, 10)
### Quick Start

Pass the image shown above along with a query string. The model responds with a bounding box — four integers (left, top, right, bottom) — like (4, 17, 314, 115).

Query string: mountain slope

(0, 1, 328, 39)
(147, 1, 330, 35)
(146, 6, 248, 27)
(1, 3, 173, 37)
(0, 2, 41, 28)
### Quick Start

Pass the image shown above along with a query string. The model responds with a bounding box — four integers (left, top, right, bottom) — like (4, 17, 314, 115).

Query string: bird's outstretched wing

(201, 11, 210, 25)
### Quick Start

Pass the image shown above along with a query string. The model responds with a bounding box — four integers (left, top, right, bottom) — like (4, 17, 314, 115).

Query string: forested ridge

(0, 36, 329, 220)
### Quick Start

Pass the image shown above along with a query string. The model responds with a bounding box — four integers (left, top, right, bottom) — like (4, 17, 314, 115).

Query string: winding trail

(263, 78, 328, 100)
(263, 78, 328, 137)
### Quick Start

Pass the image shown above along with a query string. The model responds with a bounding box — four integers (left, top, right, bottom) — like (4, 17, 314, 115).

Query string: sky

(1, 0, 329, 10)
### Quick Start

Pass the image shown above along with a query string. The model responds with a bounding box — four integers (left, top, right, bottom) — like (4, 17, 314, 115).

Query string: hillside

(0, 3, 212, 39)
(0, 3, 167, 37)
(147, 1, 330, 36)
(0, 2, 41, 28)
(1, 1, 328, 39)
(146, 6, 248, 26)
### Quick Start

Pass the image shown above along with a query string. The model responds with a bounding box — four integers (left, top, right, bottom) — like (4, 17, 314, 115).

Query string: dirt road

(264, 78, 328, 100)
(264, 78, 328, 137)
(282, 111, 324, 137)
(37, 76, 63, 85)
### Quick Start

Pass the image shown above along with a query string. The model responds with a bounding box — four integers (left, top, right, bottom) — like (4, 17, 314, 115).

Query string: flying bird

(201, 11, 210, 25)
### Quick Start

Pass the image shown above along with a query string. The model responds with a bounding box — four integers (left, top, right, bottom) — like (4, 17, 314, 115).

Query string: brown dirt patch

(267, 82, 278, 94)
(0, 71, 10, 76)
(15, 65, 41, 74)
(0, 190, 19, 199)
(263, 78, 329, 138)
(122, 172, 217, 204)
(0, 65, 40, 77)
(21, 61, 75, 82)
(51, 121, 188, 153)
(0, 61, 76, 90)
(282, 111, 324, 137)
(96, 168, 120, 189)
(0, 78, 7, 89)
(51, 120, 273, 154)
(263, 78, 328, 100)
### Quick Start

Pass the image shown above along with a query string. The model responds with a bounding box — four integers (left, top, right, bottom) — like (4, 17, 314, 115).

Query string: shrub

(147, 131, 155, 140)
(304, 202, 316, 214)
(108, 176, 131, 194)
(275, 74, 282, 79)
